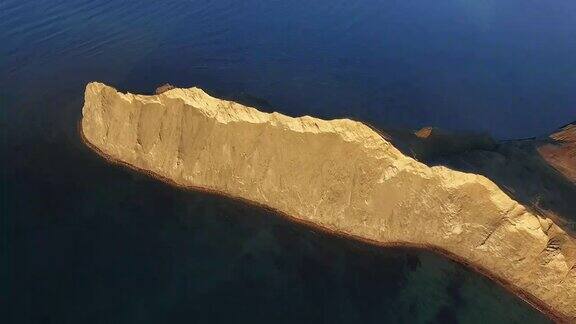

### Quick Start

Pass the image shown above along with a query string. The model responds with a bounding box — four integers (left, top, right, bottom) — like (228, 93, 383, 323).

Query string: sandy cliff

(80, 82, 576, 321)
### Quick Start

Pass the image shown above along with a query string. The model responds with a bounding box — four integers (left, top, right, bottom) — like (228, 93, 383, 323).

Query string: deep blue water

(3, 0, 574, 323)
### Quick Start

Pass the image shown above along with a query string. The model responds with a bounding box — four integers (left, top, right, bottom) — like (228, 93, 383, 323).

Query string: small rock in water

(155, 83, 176, 94)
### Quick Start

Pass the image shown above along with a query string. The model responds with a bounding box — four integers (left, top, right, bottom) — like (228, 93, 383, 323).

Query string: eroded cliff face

(81, 82, 576, 321)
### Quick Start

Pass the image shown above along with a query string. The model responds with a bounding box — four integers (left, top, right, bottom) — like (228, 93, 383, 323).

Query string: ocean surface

(3, 0, 574, 323)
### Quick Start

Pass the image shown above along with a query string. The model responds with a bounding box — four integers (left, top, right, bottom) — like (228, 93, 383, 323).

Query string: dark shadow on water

(381, 127, 576, 228)
(5, 131, 551, 323)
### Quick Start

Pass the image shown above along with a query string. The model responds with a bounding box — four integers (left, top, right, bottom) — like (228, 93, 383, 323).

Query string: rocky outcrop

(385, 126, 496, 163)
(80, 82, 576, 321)
(154, 83, 176, 95)
(539, 123, 576, 184)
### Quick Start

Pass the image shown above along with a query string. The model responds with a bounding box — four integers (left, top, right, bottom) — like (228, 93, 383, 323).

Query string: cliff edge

(80, 82, 576, 321)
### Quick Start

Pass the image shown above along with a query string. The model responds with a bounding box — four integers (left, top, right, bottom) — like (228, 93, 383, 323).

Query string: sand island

(80, 82, 576, 322)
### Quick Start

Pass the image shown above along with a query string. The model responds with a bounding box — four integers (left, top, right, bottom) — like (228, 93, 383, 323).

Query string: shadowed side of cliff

(383, 123, 576, 231)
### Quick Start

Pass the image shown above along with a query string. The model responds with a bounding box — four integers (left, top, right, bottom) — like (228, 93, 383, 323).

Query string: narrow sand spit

(80, 82, 576, 322)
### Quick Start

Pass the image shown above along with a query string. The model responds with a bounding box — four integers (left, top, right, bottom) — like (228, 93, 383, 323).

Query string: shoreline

(78, 120, 568, 323)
